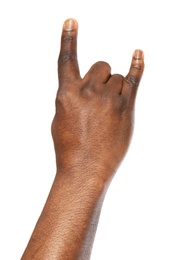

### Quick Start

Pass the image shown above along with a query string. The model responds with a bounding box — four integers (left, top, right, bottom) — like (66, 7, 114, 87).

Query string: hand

(51, 18, 144, 182)
(21, 19, 144, 259)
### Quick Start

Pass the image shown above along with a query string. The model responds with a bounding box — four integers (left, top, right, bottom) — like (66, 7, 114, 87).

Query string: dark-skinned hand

(21, 18, 144, 260)
(51, 18, 144, 183)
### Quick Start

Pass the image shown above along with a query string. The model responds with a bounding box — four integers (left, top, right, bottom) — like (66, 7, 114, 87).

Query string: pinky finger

(122, 49, 144, 98)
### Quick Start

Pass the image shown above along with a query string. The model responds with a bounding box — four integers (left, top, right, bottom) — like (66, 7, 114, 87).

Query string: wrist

(56, 166, 106, 194)
(56, 163, 115, 193)
(55, 149, 118, 186)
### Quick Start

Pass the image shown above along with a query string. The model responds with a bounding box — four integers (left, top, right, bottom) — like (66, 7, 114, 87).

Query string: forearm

(21, 168, 107, 260)
(21, 17, 144, 260)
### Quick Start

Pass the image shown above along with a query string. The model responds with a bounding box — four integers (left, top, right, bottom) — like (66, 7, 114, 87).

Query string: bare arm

(21, 18, 144, 260)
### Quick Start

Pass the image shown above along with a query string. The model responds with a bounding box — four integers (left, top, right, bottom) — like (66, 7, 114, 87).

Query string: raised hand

(21, 18, 144, 260)
(52, 18, 144, 182)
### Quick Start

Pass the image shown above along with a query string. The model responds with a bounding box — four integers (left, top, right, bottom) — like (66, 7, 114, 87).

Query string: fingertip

(133, 49, 144, 60)
(63, 18, 78, 32)
(130, 49, 144, 73)
(122, 49, 144, 93)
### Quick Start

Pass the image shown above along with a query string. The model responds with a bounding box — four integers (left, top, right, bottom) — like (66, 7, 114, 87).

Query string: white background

(0, 0, 184, 259)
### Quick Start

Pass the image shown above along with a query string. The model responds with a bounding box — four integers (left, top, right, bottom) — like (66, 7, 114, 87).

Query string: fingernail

(64, 18, 77, 32)
(133, 49, 144, 59)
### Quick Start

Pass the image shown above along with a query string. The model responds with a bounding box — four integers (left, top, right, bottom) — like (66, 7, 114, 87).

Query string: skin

(21, 18, 144, 260)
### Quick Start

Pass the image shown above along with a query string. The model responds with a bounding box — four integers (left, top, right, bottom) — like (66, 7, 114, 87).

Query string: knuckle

(94, 61, 111, 71)
(131, 64, 143, 71)
(131, 55, 144, 71)
(55, 92, 69, 112)
(111, 74, 123, 82)
(125, 74, 140, 87)
(55, 92, 63, 107)
(55, 89, 68, 105)
(58, 51, 76, 64)
(62, 35, 74, 44)
(55, 87, 77, 105)
(81, 83, 95, 99)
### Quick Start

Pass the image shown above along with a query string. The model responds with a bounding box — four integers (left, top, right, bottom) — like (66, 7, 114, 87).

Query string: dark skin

(21, 18, 144, 260)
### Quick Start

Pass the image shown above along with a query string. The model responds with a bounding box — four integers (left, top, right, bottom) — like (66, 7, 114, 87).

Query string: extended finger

(122, 49, 144, 98)
(58, 18, 80, 82)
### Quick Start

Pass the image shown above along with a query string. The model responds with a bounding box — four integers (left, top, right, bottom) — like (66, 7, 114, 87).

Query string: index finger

(58, 18, 80, 82)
